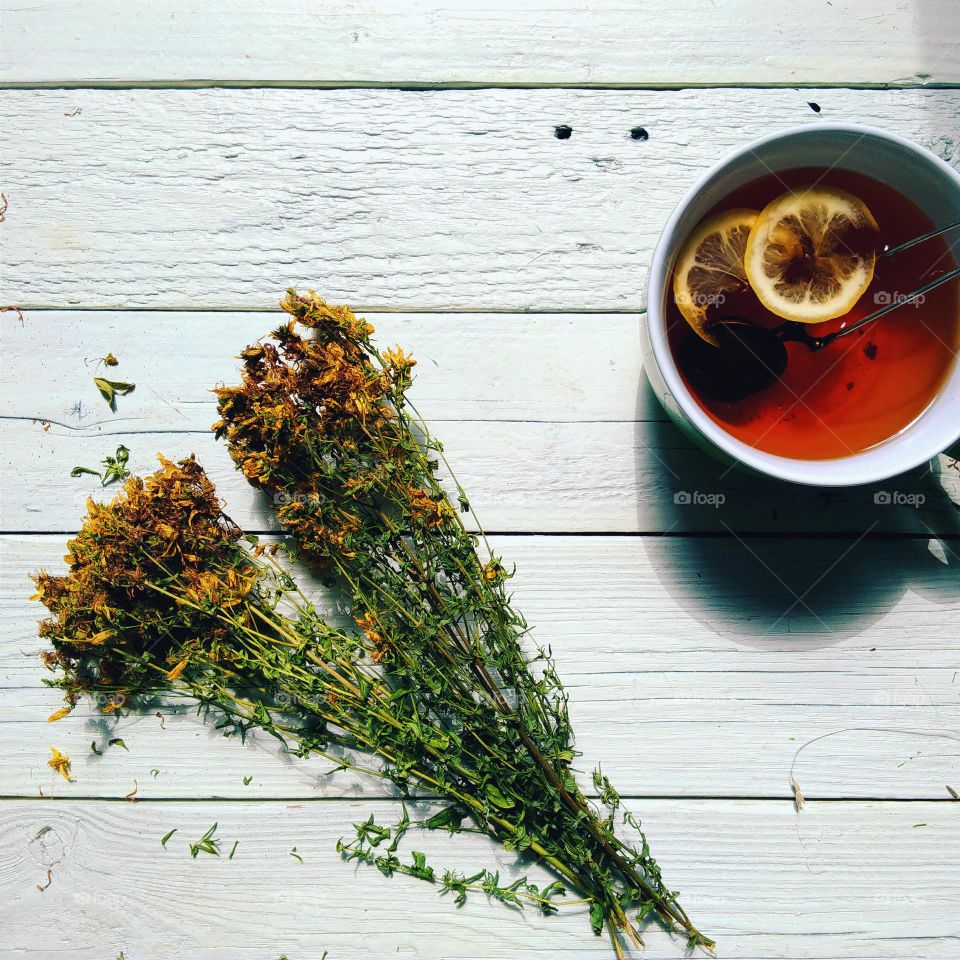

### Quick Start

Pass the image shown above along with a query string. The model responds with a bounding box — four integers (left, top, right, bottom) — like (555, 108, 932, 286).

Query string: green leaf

(189, 822, 221, 858)
(100, 445, 132, 486)
(71, 444, 132, 486)
(93, 377, 135, 411)
(589, 901, 605, 935)
(485, 784, 515, 809)
(160, 828, 177, 848)
(93, 377, 115, 406)
(386, 803, 409, 855)
(407, 850, 434, 881)
(424, 807, 464, 833)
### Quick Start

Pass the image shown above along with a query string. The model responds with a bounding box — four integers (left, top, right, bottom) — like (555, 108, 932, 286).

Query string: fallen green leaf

(93, 377, 135, 411)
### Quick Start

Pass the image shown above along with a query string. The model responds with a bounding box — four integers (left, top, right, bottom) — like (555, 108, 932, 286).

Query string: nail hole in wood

(630, 127, 649, 141)
(554, 125, 573, 140)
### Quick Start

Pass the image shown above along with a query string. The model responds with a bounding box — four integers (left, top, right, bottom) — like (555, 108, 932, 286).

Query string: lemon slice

(673, 209, 758, 344)
(744, 185, 879, 324)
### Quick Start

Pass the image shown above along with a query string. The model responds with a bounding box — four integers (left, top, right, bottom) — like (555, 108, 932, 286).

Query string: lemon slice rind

(672, 208, 759, 345)
(744, 185, 878, 325)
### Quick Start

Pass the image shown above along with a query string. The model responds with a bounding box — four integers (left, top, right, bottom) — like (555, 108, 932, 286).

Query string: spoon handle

(821, 265, 960, 347)
(879, 217, 960, 259)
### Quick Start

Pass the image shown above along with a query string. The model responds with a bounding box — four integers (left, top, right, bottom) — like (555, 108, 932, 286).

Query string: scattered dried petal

(790, 775, 805, 811)
(48, 747, 72, 781)
(166, 658, 189, 681)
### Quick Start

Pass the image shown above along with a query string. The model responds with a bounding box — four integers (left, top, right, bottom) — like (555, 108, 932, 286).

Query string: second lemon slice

(672, 208, 759, 344)
(744, 185, 879, 324)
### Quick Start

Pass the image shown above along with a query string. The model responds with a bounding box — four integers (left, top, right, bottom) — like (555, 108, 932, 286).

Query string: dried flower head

(213, 290, 438, 568)
(32, 455, 257, 703)
(48, 746, 72, 780)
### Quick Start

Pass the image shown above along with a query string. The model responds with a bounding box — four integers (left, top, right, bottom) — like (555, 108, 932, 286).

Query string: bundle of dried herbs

(209, 290, 712, 952)
(33, 455, 708, 954)
(33, 291, 712, 956)
(35, 458, 596, 906)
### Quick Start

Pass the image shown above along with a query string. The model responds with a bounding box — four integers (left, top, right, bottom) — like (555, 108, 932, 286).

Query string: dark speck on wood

(554, 125, 573, 140)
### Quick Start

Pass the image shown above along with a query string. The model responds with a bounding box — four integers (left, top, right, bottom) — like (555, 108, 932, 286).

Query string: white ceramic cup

(642, 123, 960, 486)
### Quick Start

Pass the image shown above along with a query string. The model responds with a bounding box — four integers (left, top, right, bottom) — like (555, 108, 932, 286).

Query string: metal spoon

(682, 218, 960, 402)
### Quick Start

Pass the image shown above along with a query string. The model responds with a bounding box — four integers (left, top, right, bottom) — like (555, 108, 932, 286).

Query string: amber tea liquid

(667, 168, 959, 459)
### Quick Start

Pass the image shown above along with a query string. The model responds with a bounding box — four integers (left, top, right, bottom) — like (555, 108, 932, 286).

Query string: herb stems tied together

(210, 290, 713, 953)
(33, 291, 712, 958)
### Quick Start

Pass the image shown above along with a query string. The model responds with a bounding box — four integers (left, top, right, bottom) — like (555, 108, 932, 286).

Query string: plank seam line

(1, 307, 650, 316)
(1, 81, 959, 92)
(4, 530, 959, 540)
(0, 794, 952, 804)
(1, 417, 668, 429)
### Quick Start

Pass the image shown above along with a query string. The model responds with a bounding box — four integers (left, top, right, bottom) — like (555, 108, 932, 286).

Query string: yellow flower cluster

(32, 456, 260, 707)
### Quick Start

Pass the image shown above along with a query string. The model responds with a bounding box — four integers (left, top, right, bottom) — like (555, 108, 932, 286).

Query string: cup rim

(647, 122, 960, 487)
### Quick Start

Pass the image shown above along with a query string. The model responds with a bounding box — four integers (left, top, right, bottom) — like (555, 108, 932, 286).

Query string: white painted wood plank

(6, 535, 959, 800)
(1, 88, 958, 311)
(2, 798, 958, 959)
(0, 408, 960, 536)
(1, 310, 654, 425)
(2, 0, 959, 86)
(3, 312, 960, 535)
(4, 412, 959, 535)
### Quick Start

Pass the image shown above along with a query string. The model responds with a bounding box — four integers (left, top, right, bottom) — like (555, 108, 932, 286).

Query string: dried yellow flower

(383, 345, 416, 371)
(47, 747, 72, 780)
(166, 658, 189, 681)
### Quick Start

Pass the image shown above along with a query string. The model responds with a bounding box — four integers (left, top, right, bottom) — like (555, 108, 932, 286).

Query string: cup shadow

(634, 378, 960, 647)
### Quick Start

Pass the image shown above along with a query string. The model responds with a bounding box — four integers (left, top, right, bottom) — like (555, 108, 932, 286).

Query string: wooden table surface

(1, 3, 959, 958)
